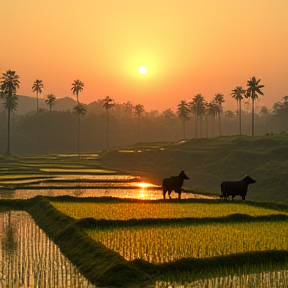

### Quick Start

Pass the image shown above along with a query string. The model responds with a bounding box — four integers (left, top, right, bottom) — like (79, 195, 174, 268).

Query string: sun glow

(137, 182, 153, 188)
(139, 67, 147, 74)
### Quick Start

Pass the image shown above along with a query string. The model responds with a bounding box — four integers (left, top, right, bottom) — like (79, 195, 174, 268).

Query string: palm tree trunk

(137, 115, 140, 142)
(239, 100, 242, 136)
(6, 109, 11, 155)
(106, 109, 109, 148)
(49, 107, 52, 153)
(194, 114, 198, 138)
(77, 113, 80, 156)
(36, 91, 39, 114)
(183, 118, 185, 139)
(211, 116, 215, 138)
(252, 98, 255, 137)
(218, 112, 222, 136)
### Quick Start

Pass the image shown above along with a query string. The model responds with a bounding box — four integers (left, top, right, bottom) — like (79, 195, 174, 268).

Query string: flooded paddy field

(0, 154, 287, 287)
(0, 210, 96, 288)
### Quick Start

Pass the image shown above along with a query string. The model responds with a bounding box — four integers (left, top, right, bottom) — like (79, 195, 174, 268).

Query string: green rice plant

(86, 221, 288, 263)
(40, 168, 116, 173)
(50, 201, 287, 220)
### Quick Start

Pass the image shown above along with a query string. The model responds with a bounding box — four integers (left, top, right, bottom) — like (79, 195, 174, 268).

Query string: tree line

(1, 69, 287, 156)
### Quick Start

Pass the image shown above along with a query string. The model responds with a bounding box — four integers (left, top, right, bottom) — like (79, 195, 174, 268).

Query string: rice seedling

(0, 211, 97, 288)
(86, 221, 288, 263)
(50, 201, 287, 221)
(40, 168, 116, 173)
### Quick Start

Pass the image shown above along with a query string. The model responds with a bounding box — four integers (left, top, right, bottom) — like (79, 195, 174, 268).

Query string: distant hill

(14, 95, 108, 116)
(99, 135, 288, 202)
(15, 95, 78, 115)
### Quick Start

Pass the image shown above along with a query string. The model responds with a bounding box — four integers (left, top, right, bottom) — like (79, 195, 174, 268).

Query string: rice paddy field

(1, 151, 288, 287)
(50, 199, 288, 264)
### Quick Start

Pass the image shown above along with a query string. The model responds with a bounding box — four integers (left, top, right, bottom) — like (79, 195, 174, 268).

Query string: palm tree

(190, 94, 206, 138)
(224, 110, 234, 135)
(207, 101, 218, 137)
(0, 70, 20, 155)
(32, 79, 44, 113)
(73, 102, 87, 156)
(214, 93, 225, 136)
(245, 76, 264, 136)
(102, 95, 115, 148)
(231, 86, 245, 135)
(45, 94, 57, 152)
(133, 104, 145, 143)
(177, 100, 190, 140)
(71, 79, 84, 103)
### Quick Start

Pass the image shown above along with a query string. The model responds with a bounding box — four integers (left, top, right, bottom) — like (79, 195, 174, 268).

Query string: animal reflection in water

(162, 171, 189, 199)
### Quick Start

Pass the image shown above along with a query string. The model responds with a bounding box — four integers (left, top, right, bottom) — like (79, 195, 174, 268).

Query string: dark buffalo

(162, 171, 189, 199)
(220, 176, 256, 200)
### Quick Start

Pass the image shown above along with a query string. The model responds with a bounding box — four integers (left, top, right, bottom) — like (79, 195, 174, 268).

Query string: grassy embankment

(98, 135, 288, 202)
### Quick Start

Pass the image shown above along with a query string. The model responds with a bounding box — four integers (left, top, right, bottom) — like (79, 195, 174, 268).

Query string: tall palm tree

(245, 76, 264, 137)
(71, 79, 84, 103)
(177, 100, 190, 140)
(32, 79, 44, 113)
(45, 94, 57, 152)
(207, 101, 218, 137)
(0, 70, 20, 155)
(214, 93, 225, 136)
(73, 102, 87, 156)
(133, 104, 145, 143)
(102, 95, 115, 148)
(224, 110, 234, 135)
(231, 86, 245, 135)
(190, 94, 206, 138)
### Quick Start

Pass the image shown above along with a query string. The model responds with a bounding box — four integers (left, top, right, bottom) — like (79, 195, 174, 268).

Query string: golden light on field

(139, 67, 147, 74)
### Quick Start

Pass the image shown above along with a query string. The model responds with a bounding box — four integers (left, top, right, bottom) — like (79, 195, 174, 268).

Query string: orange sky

(1, 0, 287, 112)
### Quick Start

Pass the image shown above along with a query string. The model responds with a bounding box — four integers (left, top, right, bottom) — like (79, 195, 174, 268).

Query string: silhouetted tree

(45, 94, 57, 152)
(102, 95, 115, 148)
(214, 93, 225, 136)
(32, 79, 43, 113)
(207, 101, 218, 137)
(224, 110, 234, 135)
(71, 79, 84, 103)
(190, 94, 206, 138)
(272, 96, 288, 132)
(133, 104, 145, 143)
(245, 76, 264, 136)
(0, 70, 20, 155)
(231, 86, 245, 135)
(177, 100, 190, 140)
(123, 101, 134, 119)
(73, 102, 87, 156)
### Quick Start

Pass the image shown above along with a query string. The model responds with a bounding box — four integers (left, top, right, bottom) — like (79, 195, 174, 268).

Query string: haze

(1, 0, 287, 112)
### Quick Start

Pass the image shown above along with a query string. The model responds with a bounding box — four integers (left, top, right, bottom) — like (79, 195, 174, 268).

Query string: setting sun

(139, 67, 147, 75)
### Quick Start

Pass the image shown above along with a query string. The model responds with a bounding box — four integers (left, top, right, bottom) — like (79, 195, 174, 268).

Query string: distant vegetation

(1, 69, 288, 156)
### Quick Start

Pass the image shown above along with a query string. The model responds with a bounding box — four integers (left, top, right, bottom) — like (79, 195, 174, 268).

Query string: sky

(1, 0, 287, 113)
